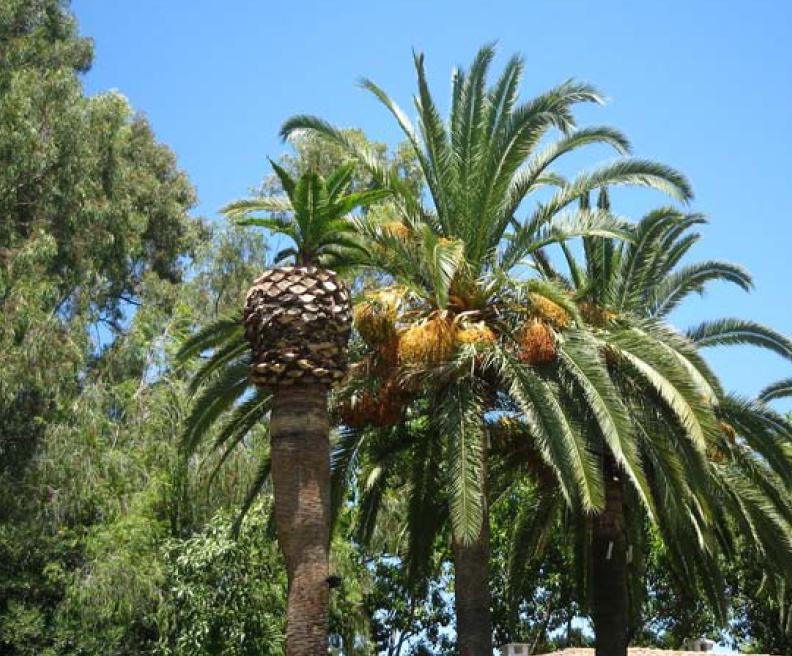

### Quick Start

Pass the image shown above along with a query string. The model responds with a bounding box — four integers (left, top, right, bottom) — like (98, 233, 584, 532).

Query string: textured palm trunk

(270, 384, 331, 656)
(452, 451, 492, 656)
(591, 456, 628, 656)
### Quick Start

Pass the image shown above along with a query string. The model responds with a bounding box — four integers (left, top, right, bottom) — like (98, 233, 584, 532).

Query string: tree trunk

(591, 456, 628, 656)
(453, 454, 492, 656)
(270, 384, 331, 656)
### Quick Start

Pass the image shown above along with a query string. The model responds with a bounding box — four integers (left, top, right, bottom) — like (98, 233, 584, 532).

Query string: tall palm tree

(177, 162, 387, 656)
(506, 196, 792, 656)
(284, 44, 694, 654)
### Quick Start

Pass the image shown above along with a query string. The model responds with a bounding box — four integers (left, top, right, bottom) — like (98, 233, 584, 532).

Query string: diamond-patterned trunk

(244, 266, 352, 387)
(244, 266, 352, 655)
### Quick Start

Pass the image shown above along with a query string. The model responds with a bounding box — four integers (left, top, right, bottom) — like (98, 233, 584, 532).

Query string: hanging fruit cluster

(338, 377, 408, 428)
(528, 293, 571, 328)
(517, 319, 557, 364)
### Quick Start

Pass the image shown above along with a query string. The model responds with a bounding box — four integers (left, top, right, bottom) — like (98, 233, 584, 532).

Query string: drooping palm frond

(176, 316, 244, 365)
(181, 357, 252, 455)
(687, 319, 792, 361)
(329, 425, 366, 528)
(607, 324, 718, 454)
(231, 455, 273, 538)
(759, 378, 792, 402)
(557, 330, 655, 518)
(489, 345, 604, 511)
(436, 380, 487, 545)
(205, 388, 271, 488)
(503, 160, 693, 270)
(648, 261, 752, 318)
(718, 394, 792, 486)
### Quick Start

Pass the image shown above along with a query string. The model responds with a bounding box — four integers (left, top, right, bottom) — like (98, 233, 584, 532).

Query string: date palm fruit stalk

(222, 161, 388, 656)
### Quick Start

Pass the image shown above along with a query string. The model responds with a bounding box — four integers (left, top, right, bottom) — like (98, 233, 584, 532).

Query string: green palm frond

(329, 426, 366, 528)
(220, 160, 390, 267)
(687, 319, 792, 361)
(437, 382, 486, 545)
(504, 126, 631, 217)
(182, 357, 252, 455)
(221, 197, 294, 217)
(608, 326, 716, 454)
(719, 394, 792, 486)
(532, 159, 692, 228)
(502, 161, 691, 270)
(649, 261, 753, 317)
(231, 455, 273, 538)
(176, 317, 243, 364)
(514, 209, 633, 261)
(558, 330, 655, 518)
(759, 378, 792, 402)
(188, 339, 249, 394)
(206, 389, 271, 489)
(491, 346, 604, 511)
(280, 114, 426, 224)
(613, 207, 687, 311)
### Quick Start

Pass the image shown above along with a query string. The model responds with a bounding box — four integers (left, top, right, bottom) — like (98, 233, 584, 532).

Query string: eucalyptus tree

(177, 162, 386, 656)
(283, 44, 694, 654)
(505, 196, 792, 656)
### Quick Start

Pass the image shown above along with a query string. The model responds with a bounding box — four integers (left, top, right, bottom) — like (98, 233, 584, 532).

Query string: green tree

(505, 196, 792, 656)
(179, 163, 386, 655)
(0, 0, 199, 484)
(284, 43, 692, 654)
(157, 507, 286, 656)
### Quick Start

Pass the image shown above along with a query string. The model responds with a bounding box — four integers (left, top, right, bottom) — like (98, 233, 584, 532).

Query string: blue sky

(72, 0, 792, 409)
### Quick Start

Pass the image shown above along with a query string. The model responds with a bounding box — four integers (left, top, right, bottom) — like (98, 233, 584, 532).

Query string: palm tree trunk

(452, 452, 492, 656)
(270, 384, 331, 656)
(591, 455, 628, 656)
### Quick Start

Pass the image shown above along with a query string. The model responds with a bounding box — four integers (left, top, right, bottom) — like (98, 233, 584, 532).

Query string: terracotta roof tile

(531, 649, 774, 656)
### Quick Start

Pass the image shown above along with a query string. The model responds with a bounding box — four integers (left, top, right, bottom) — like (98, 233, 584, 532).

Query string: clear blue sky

(72, 0, 792, 409)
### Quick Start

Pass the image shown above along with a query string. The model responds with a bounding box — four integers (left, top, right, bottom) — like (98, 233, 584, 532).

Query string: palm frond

(436, 382, 486, 545)
(649, 261, 752, 317)
(231, 455, 273, 538)
(176, 317, 243, 364)
(759, 378, 792, 402)
(687, 319, 792, 361)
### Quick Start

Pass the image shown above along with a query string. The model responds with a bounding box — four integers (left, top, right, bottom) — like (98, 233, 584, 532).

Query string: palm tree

(177, 162, 387, 656)
(284, 44, 694, 654)
(506, 195, 792, 656)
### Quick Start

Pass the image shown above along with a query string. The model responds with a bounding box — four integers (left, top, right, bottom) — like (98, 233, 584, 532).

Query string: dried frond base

(245, 266, 351, 387)
(707, 447, 726, 464)
(517, 319, 556, 364)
